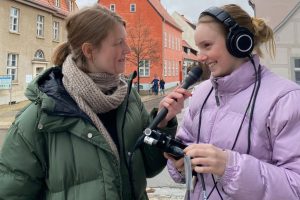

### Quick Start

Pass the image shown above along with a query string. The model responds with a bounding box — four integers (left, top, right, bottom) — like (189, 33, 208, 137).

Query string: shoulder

(260, 67, 300, 101)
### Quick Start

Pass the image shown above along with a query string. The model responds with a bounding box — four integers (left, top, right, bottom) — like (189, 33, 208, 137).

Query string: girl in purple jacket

(166, 4, 300, 200)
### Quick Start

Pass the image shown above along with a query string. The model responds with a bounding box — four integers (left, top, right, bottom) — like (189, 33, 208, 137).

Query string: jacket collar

(210, 55, 263, 96)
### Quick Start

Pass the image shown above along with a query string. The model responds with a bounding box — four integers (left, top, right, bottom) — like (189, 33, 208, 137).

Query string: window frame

(53, 21, 60, 41)
(130, 4, 136, 12)
(36, 15, 45, 37)
(139, 60, 151, 77)
(6, 53, 19, 82)
(9, 7, 20, 33)
(110, 4, 116, 12)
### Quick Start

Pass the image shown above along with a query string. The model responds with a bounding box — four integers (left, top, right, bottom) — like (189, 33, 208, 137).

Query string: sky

(76, 0, 254, 23)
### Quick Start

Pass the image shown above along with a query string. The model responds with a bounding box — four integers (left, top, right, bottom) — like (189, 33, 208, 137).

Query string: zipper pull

(215, 94, 220, 106)
(213, 78, 220, 106)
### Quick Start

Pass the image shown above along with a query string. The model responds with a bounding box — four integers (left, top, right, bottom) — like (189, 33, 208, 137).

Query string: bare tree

(126, 16, 160, 93)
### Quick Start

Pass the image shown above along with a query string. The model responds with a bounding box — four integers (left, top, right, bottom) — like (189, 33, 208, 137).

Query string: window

(164, 32, 167, 48)
(130, 4, 136, 12)
(10, 7, 19, 32)
(69, 0, 74, 11)
(110, 4, 115, 12)
(172, 60, 176, 76)
(6, 53, 18, 82)
(168, 60, 172, 76)
(164, 60, 167, 76)
(55, 0, 60, 7)
(178, 38, 181, 50)
(171, 35, 174, 49)
(294, 58, 300, 84)
(34, 49, 45, 60)
(176, 62, 179, 76)
(37, 15, 44, 37)
(53, 21, 60, 41)
(169, 34, 171, 48)
(139, 60, 150, 77)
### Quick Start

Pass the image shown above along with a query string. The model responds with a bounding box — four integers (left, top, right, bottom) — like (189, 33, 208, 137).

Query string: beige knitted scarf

(62, 55, 128, 160)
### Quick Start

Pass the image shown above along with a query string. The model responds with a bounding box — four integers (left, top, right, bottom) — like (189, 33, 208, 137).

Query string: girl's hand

(184, 144, 228, 176)
(157, 87, 191, 128)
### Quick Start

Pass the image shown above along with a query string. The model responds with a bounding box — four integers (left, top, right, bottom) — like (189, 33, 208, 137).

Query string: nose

(124, 42, 131, 54)
(197, 54, 208, 62)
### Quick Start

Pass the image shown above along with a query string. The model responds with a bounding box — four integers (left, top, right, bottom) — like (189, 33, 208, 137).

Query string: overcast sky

(76, 0, 254, 22)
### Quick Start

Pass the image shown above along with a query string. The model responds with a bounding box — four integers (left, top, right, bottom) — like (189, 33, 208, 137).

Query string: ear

(81, 43, 94, 61)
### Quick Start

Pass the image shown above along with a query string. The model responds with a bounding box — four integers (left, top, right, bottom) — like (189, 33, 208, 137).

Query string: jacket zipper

(213, 78, 221, 107)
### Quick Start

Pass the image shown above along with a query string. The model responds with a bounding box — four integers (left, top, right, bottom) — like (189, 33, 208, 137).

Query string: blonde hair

(52, 4, 126, 71)
(198, 4, 276, 58)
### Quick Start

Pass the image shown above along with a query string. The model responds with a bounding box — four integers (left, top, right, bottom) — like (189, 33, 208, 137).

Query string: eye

(113, 40, 124, 46)
(203, 43, 211, 48)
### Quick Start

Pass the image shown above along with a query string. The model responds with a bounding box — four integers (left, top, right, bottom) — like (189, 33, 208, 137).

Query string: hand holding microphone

(147, 66, 203, 130)
(157, 87, 191, 128)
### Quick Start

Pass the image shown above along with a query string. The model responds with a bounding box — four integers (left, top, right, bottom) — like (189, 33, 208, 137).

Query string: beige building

(252, 0, 300, 84)
(172, 12, 198, 51)
(0, 0, 77, 105)
(171, 12, 201, 79)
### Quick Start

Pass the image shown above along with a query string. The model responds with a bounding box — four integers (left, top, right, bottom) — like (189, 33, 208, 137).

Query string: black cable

(196, 87, 214, 143)
(194, 87, 214, 200)
(212, 175, 223, 200)
(231, 62, 257, 151)
(246, 56, 262, 154)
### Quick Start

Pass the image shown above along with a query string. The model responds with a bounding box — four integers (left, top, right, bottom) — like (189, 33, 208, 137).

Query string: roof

(182, 40, 198, 61)
(17, 0, 78, 17)
(182, 40, 197, 52)
(182, 40, 192, 48)
(183, 52, 198, 61)
(176, 12, 196, 29)
(274, 2, 300, 32)
(148, 0, 182, 31)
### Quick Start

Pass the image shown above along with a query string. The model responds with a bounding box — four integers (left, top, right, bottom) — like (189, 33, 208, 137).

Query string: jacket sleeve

(131, 89, 178, 178)
(0, 125, 44, 199)
(220, 90, 300, 199)
(167, 105, 196, 183)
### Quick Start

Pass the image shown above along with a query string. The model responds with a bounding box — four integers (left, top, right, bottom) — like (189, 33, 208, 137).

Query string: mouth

(205, 61, 217, 70)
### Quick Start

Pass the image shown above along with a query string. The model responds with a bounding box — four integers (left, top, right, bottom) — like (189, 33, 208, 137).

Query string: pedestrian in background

(0, 5, 191, 200)
(151, 75, 159, 95)
(159, 78, 165, 95)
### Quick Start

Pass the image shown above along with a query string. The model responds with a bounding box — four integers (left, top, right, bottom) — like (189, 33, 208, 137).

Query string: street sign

(0, 75, 12, 90)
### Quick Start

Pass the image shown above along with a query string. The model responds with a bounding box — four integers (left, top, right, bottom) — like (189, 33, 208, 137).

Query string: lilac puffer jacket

(168, 55, 300, 200)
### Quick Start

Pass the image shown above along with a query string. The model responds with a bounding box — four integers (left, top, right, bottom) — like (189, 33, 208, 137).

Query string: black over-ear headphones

(201, 6, 254, 58)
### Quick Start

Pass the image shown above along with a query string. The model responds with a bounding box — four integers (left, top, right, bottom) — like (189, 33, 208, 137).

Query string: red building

(99, 0, 183, 92)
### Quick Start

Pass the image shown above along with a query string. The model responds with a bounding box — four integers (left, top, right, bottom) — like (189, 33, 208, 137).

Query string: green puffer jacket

(0, 67, 177, 200)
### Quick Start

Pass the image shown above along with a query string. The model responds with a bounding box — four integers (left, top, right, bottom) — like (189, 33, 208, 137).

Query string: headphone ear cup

(226, 27, 254, 58)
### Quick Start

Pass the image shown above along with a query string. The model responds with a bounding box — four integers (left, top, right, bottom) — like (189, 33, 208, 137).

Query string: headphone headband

(202, 7, 237, 29)
(200, 6, 254, 58)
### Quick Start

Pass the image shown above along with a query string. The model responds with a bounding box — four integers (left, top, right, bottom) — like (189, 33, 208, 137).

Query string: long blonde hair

(198, 4, 276, 58)
(52, 5, 126, 71)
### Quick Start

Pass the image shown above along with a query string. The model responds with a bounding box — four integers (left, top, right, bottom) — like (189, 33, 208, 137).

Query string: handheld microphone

(145, 66, 203, 132)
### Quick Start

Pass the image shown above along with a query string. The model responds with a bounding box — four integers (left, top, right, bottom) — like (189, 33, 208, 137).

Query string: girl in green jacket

(0, 5, 190, 200)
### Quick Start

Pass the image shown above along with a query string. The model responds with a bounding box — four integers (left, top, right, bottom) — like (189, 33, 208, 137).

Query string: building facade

(99, 0, 183, 92)
(0, 0, 77, 105)
(252, 0, 300, 84)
